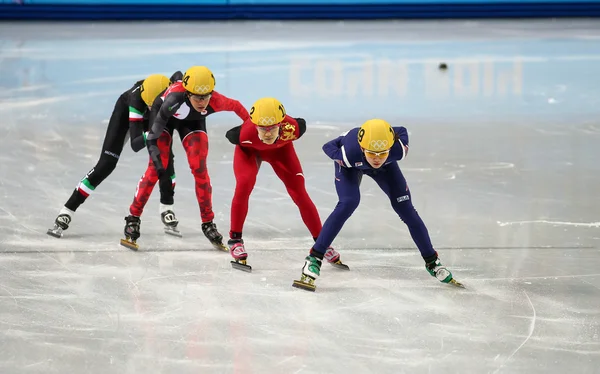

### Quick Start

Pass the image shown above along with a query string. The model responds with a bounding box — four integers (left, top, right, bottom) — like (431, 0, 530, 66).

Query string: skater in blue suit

(293, 119, 462, 291)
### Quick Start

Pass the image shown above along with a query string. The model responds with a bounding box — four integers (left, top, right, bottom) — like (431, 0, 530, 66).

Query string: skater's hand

(169, 71, 183, 83)
(226, 125, 241, 145)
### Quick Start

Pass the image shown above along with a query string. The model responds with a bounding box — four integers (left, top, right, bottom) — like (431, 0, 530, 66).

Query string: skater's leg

(370, 163, 458, 284)
(129, 131, 172, 217)
(181, 130, 213, 223)
(68, 95, 129, 210)
(368, 163, 435, 258)
(179, 122, 225, 249)
(230, 145, 259, 238)
(228, 145, 259, 262)
(49, 94, 128, 237)
(158, 145, 176, 206)
(312, 163, 363, 257)
(268, 144, 322, 239)
(158, 144, 179, 232)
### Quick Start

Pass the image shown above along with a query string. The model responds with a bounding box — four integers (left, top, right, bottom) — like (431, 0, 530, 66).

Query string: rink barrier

(2, 1, 600, 19)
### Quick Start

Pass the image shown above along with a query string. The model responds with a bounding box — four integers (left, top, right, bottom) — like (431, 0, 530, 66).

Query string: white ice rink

(1, 20, 599, 374)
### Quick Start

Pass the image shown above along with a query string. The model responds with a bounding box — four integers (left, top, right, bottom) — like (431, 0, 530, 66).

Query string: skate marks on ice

(1, 244, 599, 373)
(497, 220, 600, 228)
(312, 250, 600, 374)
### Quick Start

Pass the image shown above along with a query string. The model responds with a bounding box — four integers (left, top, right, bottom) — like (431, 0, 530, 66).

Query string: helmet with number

(250, 97, 286, 127)
(182, 66, 215, 95)
(141, 74, 170, 107)
(358, 119, 395, 152)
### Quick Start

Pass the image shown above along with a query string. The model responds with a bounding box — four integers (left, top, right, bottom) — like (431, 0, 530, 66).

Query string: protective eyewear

(363, 149, 391, 157)
(256, 124, 281, 133)
(188, 93, 212, 101)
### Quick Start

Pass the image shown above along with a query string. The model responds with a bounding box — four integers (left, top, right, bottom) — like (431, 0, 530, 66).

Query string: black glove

(225, 125, 242, 145)
(147, 140, 166, 176)
(170, 71, 183, 83)
(295, 118, 307, 137)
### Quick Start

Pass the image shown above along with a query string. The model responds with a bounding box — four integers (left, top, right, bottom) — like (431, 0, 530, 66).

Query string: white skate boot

(160, 204, 181, 237)
(292, 254, 322, 292)
(47, 207, 74, 238)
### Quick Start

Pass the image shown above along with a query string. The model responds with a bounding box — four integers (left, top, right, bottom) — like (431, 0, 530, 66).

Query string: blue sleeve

(322, 136, 344, 162)
(394, 126, 409, 147)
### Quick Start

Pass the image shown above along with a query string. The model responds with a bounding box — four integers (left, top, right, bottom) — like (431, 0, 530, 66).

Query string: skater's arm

(129, 122, 146, 152)
(322, 136, 346, 166)
(128, 93, 149, 152)
(210, 91, 250, 121)
(146, 95, 181, 173)
(392, 126, 410, 160)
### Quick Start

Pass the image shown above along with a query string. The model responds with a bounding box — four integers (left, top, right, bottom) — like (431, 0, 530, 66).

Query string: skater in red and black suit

(122, 66, 249, 251)
(223, 97, 348, 272)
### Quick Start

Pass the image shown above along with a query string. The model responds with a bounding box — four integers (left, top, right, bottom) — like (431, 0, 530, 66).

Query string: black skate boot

(120, 215, 141, 251)
(47, 208, 74, 238)
(161, 207, 181, 238)
(201, 221, 228, 252)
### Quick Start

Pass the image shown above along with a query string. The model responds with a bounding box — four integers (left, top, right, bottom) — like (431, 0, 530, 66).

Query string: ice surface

(0, 20, 599, 374)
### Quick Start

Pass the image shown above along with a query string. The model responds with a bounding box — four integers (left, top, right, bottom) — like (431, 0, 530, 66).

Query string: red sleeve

(279, 116, 301, 142)
(209, 91, 250, 121)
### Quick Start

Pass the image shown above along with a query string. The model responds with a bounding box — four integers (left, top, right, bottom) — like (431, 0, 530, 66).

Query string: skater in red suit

(122, 66, 249, 251)
(224, 97, 348, 271)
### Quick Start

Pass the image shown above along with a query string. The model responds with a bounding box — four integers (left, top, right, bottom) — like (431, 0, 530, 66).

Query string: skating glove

(169, 71, 183, 83)
(147, 140, 166, 176)
(225, 125, 242, 145)
(295, 118, 307, 138)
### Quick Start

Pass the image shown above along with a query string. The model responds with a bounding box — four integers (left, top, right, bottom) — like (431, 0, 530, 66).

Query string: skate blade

(448, 279, 465, 288)
(231, 260, 252, 272)
(164, 227, 182, 238)
(120, 238, 139, 251)
(213, 243, 229, 252)
(329, 260, 350, 270)
(292, 279, 316, 292)
(46, 228, 63, 238)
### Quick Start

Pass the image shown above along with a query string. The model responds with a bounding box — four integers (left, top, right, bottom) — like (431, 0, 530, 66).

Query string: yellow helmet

(141, 74, 170, 107)
(182, 66, 215, 95)
(250, 97, 286, 127)
(358, 119, 395, 152)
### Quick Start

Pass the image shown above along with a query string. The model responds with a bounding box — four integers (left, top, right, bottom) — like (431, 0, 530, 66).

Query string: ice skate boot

(201, 221, 228, 252)
(47, 207, 74, 238)
(120, 215, 141, 251)
(161, 204, 181, 237)
(292, 255, 322, 292)
(426, 257, 464, 288)
(324, 247, 349, 270)
(229, 239, 252, 272)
